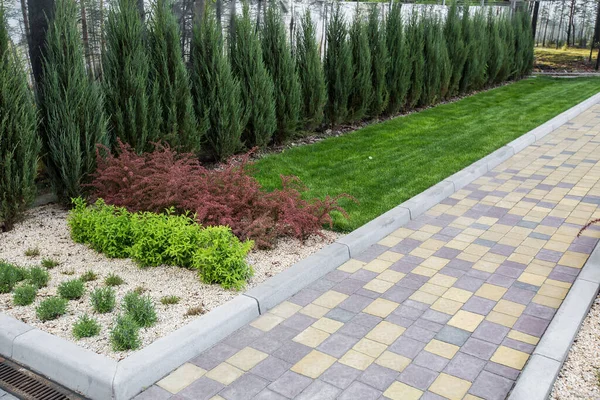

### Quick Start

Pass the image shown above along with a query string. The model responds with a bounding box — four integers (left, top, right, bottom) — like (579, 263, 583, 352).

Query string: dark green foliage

(262, 4, 301, 142)
(348, 10, 372, 122)
(0, 7, 40, 231)
(104, 273, 125, 287)
(420, 15, 448, 107)
(58, 279, 85, 300)
(72, 314, 101, 339)
(486, 10, 504, 85)
(122, 291, 157, 327)
(324, 3, 352, 125)
(41, 258, 59, 269)
(497, 14, 516, 83)
(80, 270, 98, 282)
(110, 314, 141, 350)
(39, 0, 108, 203)
(91, 287, 116, 313)
(444, 3, 467, 98)
(160, 295, 180, 305)
(514, 11, 534, 78)
(103, 0, 160, 153)
(405, 11, 425, 109)
(461, 10, 488, 92)
(385, 1, 409, 115)
(29, 267, 50, 288)
(0, 262, 27, 294)
(230, 3, 276, 148)
(148, 0, 201, 153)
(296, 9, 326, 130)
(13, 284, 37, 306)
(24, 247, 40, 257)
(36, 296, 68, 321)
(190, 7, 243, 160)
(367, 6, 388, 117)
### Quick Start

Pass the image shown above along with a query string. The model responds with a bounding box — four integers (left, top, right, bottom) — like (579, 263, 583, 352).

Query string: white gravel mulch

(0, 204, 340, 360)
(551, 296, 600, 400)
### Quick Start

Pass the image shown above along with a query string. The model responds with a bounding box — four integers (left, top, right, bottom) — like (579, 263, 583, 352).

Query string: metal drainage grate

(0, 358, 81, 400)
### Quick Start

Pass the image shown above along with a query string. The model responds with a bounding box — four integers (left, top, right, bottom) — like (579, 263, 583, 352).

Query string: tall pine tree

(444, 3, 467, 98)
(39, 0, 108, 202)
(368, 5, 388, 118)
(386, 1, 410, 115)
(0, 7, 40, 230)
(405, 11, 425, 109)
(348, 9, 372, 122)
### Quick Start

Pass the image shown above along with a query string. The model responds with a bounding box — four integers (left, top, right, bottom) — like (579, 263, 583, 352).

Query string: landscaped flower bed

(0, 204, 338, 359)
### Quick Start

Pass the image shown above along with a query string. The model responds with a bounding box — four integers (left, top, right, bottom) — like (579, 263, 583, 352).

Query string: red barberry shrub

(90, 141, 350, 248)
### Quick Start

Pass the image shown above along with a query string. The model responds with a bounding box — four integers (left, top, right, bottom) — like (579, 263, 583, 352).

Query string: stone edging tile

(1, 89, 599, 400)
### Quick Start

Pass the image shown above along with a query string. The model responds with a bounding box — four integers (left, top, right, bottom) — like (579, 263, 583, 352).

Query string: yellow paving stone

(300, 303, 330, 319)
(507, 330, 540, 345)
(524, 264, 553, 277)
(429, 373, 472, 400)
(545, 279, 572, 289)
(464, 395, 485, 400)
(493, 299, 527, 318)
(442, 287, 473, 303)
(378, 270, 406, 283)
(478, 216, 499, 225)
(409, 290, 439, 305)
(455, 233, 478, 243)
(312, 317, 344, 334)
(431, 297, 463, 315)
(480, 231, 504, 242)
(363, 259, 393, 273)
(375, 351, 411, 372)
(421, 239, 446, 251)
(428, 274, 458, 288)
(490, 346, 530, 370)
(377, 251, 404, 263)
(353, 338, 387, 358)
(518, 272, 546, 287)
(291, 350, 337, 379)
(422, 225, 443, 234)
(313, 290, 349, 309)
(390, 227, 413, 238)
(157, 363, 206, 394)
(210, 396, 226, 400)
(515, 245, 540, 257)
(447, 310, 485, 332)
(473, 260, 500, 274)
(446, 239, 470, 250)
(363, 278, 395, 294)
(425, 339, 460, 359)
(363, 298, 399, 318)
(270, 301, 302, 319)
(481, 252, 506, 264)
(251, 313, 284, 332)
(464, 244, 489, 257)
(457, 252, 481, 263)
(410, 230, 434, 241)
(205, 363, 244, 385)
(227, 347, 269, 371)
(559, 251, 589, 269)
(366, 321, 406, 345)
(378, 236, 403, 247)
(293, 326, 330, 348)
(486, 311, 517, 328)
(474, 283, 508, 302)
(421, 256, 451, 270)
(522, 238, 546, 250)
(421, 283, 448, 297)
(337, 259, 366, 273)
(339, 349, 375, 371)
(383, 382, 423, 400)
(411, 266, 438, 277)
(410, 247, 436, 259)
(538, 283, 569, 299)
(508, 253, 534, 265)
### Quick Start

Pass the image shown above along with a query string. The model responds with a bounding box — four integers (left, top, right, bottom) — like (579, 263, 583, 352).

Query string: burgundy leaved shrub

(89, 141, 350, 248)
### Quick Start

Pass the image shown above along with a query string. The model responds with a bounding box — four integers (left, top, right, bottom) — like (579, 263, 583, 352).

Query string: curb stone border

(508, 239, 600, 400)
(1, 90, 599, 400)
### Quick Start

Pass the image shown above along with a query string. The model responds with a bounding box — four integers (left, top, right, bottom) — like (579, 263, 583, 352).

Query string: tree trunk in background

(193, 0, 205, 23)
(20, 0, 31, 47)
(27, 0, 55, 89)
(532, 1, 540, 40)
(542, 4, 550, 46)
(137, 0, 144, 21)
(556, 0, 566, 48)
(216, 0, 222, 27)
(591, 0, 600, 61)
(81, 0, 93, 73)
(567, 0, 576, 45)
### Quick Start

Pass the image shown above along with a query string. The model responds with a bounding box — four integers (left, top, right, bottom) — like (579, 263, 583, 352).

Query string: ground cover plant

(13, 284, 37, 306)
(122, 291, 157, 327)
(72, 314, 101, 339)
(90, 287, 116, 313)
(254, 77, 600, 232)
(0, 262, 27, 293)
(29, 267, 50, 288)
(110, 314, 141, 350)
(36, 296, 68, 321)
(58, 279, 86, 300)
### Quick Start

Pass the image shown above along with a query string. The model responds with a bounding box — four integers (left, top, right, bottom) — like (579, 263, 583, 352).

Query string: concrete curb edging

(508, 240, 600, 400)
(1, 91, 598, 400)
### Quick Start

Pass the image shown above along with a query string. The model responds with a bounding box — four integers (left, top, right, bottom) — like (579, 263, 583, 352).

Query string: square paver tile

(444, 353, 486, 381)
(268, 371, 312, 398)
(429, 373, 472, 400)
(291, 350, 337, 378)
(424, 339, 459, 359)
(157, 363, 206, 394)
(490, 345, 530, 370)
(398, 364, 439, 390)
(320, 362, 362, 389)
(383, 381, 423, 400)
(205, 363, 244, 385)
(447, 310, 485, 332)
(227, 347, 269, 372)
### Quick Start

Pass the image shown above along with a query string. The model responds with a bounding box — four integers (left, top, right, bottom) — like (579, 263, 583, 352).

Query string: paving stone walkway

(136, 105, 600, 400)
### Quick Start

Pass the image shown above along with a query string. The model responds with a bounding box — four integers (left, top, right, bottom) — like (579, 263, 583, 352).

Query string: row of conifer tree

(0, 0, 533, 230)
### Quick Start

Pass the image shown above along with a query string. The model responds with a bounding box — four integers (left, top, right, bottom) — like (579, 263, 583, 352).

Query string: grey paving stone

(461, 338, 498, 360)
(454, 275, 485, 292)
(251, 356, 292, 381)
(445, 259, 474, 272)
(413, 350, 449, 372)
(438, 267, 466, 278)
(484, 361, 520, 381)
(413, 318, 444, 333)
(523, 303, 556, 320)
(381, 286, 415, 303)
(502, 337, 535, 354)
(384, 314, 414, 328)
(486, 274, 515, 288)
(469, 370, 514, 400)
(444, 352, 486, 381)
(397, 275, 428, 291)
(337, 321, 372, 339)
(350, 269, 379, 282)
(289, 289, 323, 307)
(474, 238, 496, 248)
(264, 325, 298, 342)
(495, 265, 523, 279)
(421, 309, 452, 324)
(355, 244, 389, 262)
(271, 341, 312, 364)
(358, 364, 399, 391)
(332, 279, 365, 296)
(177, 377, 224, 400)
(467, 269, 491, 280)
(389, 336, 426, 359)
(320, 362, 362, 390)
(472, 321, 510, 345)
(355, 288, 381, 299)
(325, 308, 356, 323)
(513, 314, 551, 337)
(435, 326, 471, 346)
(513, 281, 540, 292)
(133, 385, 172, 400)
(220, 374, 268, 400)
(326, 270, 350, 283)
(403, 299, 430, 311)
(309, 279, 336, 292)
(267, 371, 312, 398)
(433, 247, 462, 259)
(317, 334, 360, 358)
(536, 249, 563, 263)
(392, 304, 425, 321)
(338, 381, 382, 400)
(398, 364, 438, 390)
(490, 244, 517, 257)
(352, 313, 383, 329)
(391, 239, 423, 255)
(462, 296, 496, 315)
(296, 380, 340, 400)
(190, 343, 239, 370)
(252, 389, 287, 400)
(404, 325, 437, 343)
(281, 314, 317, 331)
(251, 336, 283, 354)
(503, 286, 536, 305)
(421, 391, 448, 400)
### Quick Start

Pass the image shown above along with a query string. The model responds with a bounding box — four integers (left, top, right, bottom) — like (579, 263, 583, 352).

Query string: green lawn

(254, 76, 600, 232)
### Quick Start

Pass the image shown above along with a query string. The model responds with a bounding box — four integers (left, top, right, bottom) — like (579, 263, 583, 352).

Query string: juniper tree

(148, 0, 202, 153)
(295, 9, 326, 130)
(0, 7, 40, 230)
(190, 7, 243, 160)
(405, 11, 425, 109)
(486, 10, 504, 85)
(103, 0, 160, 153)
(262, 4, 301, 142)
(420, 15, 443, 107)
(461, 10, 487, 92)
(444, 3, 467, 98)
(515, 11, 534, 78)
(324, 3, 352, 125)
(385, 1, 410, 115)
(39, 0, 108, 203)
(367, 5, 388, 118)
(497, 13, 515, 82)
(230, 2, 276, 148)
(348, 10, 372, 122)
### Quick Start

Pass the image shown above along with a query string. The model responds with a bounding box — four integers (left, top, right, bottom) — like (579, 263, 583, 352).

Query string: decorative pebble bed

(551, 296, 600, 399)
(0, 204, 339, 360)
